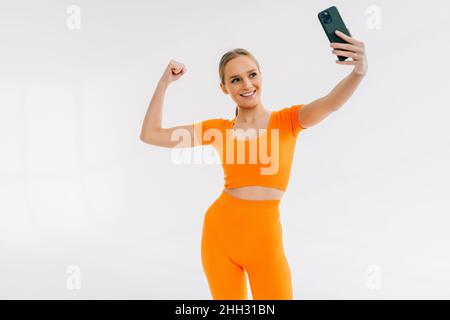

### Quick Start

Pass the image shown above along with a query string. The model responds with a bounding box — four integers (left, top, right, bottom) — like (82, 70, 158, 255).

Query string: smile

(240, 90, 256, 97)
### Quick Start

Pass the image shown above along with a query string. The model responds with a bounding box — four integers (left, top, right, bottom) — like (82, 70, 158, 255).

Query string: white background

(1, 0, 449, 299)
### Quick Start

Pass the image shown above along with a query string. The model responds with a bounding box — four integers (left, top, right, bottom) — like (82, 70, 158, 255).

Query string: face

(220, 55, 263, 110)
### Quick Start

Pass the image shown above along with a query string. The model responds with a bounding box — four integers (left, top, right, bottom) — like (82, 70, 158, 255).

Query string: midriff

(223, 186, 284, 200)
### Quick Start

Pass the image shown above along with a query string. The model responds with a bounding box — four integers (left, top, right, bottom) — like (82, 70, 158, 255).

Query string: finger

(176, 67, 187, 75)
(330, 42, 364, 54)
(335, 30, 361, 45)
(332, 50, 360, 60)
(335, 60, 358, 65)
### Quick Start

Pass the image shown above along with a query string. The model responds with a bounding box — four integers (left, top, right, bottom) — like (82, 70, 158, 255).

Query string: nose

(242, 78, 254, 90)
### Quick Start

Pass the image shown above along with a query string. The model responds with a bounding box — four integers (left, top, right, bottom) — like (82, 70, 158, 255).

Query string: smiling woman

(187, 47, 314, 300)
(218, 49, 263, 117)
(215, 48, 301, 202)
(140, 48, 311, 299)
(140, 35, 368, 299)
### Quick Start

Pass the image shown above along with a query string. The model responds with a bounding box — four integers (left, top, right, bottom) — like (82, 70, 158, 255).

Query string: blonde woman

(140, 30, 367, 299)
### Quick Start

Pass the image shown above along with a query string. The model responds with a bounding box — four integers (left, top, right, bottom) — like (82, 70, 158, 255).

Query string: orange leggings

(201, 191, 293, 300)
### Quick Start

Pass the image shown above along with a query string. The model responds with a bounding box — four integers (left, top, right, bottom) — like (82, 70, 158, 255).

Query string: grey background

(1, 0, 449, 299)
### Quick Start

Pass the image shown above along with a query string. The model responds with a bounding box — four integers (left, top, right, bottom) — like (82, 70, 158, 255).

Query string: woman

(140, 30, 367, 299)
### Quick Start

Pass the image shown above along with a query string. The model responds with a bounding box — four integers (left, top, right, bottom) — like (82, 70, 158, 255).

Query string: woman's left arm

(298, 30, 368, 129)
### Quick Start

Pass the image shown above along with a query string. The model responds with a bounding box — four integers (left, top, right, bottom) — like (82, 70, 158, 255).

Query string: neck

(235, 102, 268, 123)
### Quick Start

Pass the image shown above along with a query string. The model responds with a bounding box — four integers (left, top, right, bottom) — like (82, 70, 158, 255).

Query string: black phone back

(318, 6, 351, 61)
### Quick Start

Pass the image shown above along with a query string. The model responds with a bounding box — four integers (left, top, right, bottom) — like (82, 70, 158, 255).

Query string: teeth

(241, 90, 255, 97)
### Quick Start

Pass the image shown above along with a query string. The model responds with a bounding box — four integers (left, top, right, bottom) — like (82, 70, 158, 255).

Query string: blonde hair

(218, 48, 261, 117)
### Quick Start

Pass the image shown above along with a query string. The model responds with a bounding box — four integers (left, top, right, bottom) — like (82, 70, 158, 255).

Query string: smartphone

(318, 6, 352, 61)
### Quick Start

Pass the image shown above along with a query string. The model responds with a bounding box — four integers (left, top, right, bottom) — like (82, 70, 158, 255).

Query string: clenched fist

(159, 59, 187, 85)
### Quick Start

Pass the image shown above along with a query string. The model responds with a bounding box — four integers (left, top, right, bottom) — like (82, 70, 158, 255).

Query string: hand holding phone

(318, 6, 352, 61)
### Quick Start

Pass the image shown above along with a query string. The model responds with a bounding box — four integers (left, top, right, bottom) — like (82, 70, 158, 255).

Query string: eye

(231, 72, 257, 83)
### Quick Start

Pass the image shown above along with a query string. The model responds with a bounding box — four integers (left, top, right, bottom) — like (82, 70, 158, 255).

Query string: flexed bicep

(140, 124, 199, 148)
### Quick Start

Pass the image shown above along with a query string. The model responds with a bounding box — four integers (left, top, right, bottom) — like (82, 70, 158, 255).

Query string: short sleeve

(281, 104, 306, 137)
(192, 118, 224, 145)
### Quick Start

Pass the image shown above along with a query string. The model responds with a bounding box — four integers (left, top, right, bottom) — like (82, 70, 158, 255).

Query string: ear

(220, 83, 229, 95)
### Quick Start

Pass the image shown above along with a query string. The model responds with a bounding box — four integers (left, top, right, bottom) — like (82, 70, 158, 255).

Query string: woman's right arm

(139, 60, 201, 148)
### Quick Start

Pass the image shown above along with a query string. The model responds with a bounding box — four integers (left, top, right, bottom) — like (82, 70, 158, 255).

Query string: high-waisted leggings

(201, 191, 293, 300)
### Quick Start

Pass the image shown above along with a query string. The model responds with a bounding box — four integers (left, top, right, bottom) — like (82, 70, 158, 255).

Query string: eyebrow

(228, 69, 257, 80)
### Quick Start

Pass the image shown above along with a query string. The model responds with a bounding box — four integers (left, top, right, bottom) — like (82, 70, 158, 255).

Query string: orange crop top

(192, 104, 306, 191)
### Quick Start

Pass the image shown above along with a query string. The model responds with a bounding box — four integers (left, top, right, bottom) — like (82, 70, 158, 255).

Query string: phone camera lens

(320, 11, 332, 24)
